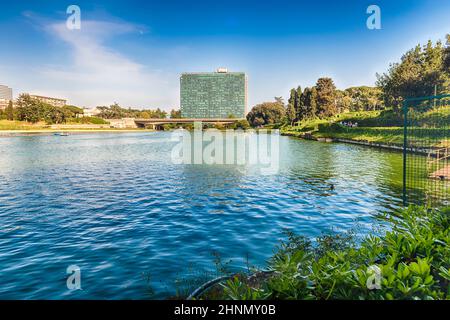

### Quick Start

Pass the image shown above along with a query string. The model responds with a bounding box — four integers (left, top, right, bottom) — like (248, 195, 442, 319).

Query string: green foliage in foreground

(218, 206, 450, 300)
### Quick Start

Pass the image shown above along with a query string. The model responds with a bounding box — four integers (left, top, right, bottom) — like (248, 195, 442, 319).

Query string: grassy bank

(281, 107, 450, 148)
(0, 120, 154, 133)
(198, 206, 450, 300)
(0, 120, 50, 131)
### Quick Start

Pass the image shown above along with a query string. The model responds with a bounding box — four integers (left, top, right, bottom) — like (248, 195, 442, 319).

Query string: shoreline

(0, 129, 155, 136)
(0, 129, 438, 157)
(281, 131, 434, 156)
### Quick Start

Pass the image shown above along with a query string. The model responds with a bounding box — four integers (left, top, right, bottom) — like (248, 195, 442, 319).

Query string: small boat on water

(53, 132, 69, 136)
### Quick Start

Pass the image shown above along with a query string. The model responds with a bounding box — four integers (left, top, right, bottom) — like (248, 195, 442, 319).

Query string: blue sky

(0, 0, 449, 109)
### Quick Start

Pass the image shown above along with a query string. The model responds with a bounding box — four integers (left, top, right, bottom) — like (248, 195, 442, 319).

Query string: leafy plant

(216, 206, 449, 300)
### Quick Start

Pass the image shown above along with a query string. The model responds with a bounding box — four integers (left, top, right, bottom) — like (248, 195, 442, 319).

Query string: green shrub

(70, 117, 109, 125)
(317, 122, 345, 133)
(217, 206, 449, 300)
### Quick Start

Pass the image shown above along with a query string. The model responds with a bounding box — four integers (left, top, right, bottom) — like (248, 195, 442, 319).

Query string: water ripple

(0, 132, 402, 299)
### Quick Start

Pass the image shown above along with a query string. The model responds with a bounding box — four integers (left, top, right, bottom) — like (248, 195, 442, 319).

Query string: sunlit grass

(281, 107, 450, 147)
(0, 120, 49, 130)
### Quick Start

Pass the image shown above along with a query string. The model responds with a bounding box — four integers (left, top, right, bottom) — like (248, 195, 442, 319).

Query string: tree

(97, 104, 168, 119)
(444, 34, 450, 74)
(43, 105, 66, 124)
(344, 86, 383, 111)
(335, 90, 350, 113)
(246, 100, 286, 127)
(300, 87, 311, 119)
(170, 109, 181, 119)
(97, 103, 124, 118)
(309, 87, 318, 118)
(287, 89, 296, 109)
(274, 96, 285, 105)
(286, 103, 296, 126)
(299, 87, 319, 120)
(5, 100, 14, 121)
(287, 86, 304, 121)
(152, 108, 167, 119)
(287, 88, 298, 123)
(295, 86, 303, 119)
(316, 77, 337, 117)
(14, 94, 72, 124)
(376, 39, 449, 111)
(15, 94, 42, 123)
(140, 111, 151, 119)
(62, 105, 83, 118)
(233, 119, 251, 130)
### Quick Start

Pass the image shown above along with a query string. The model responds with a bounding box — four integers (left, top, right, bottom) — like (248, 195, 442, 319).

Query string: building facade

(81, 107, 102, 117)
(0, 85, 13, 110)
(0, 99, 9, 110)
(180, 69, 247, 119)
(30, 95, 66, 108)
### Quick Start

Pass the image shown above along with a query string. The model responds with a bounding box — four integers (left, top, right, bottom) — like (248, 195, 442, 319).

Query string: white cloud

(36, 19, 177, 109)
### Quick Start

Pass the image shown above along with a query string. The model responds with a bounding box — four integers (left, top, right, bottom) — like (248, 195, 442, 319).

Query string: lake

(0, 132, 403, 299)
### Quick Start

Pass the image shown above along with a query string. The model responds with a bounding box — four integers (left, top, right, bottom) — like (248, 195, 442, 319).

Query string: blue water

(0, 132, 403, 299)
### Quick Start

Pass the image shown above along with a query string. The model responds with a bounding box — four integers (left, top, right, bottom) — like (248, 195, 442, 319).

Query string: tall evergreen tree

(295, 86, 302, 119)
(300, 87, 319, 119)
(316, 77, 337, 117)
(300, 87, 311, 119)
(444, 34, 450, 75)
(310, 87, 318, 118)
(5, 100, 14, 121)
(287, 88, 297, 123)
(286, 103, 296, 126)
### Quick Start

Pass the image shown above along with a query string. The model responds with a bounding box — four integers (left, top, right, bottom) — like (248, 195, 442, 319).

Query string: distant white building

(108, 118, 137, 128)
(30, 95, 66, 108)
(82, 107, 102, 117)
(0, 99, 10, 110)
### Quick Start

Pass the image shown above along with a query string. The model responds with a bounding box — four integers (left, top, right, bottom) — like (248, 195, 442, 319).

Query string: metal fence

(403, 94, 450, 207)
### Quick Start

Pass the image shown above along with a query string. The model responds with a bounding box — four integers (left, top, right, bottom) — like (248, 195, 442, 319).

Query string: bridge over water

(134, 118, 242, 130)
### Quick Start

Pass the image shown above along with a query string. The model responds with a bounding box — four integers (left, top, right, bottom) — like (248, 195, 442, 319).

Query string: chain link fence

(403, 94, 450, 207)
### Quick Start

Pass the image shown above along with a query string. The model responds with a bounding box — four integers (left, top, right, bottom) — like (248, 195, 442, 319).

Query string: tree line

(247, 81, 384, 127)
(377, 36, 450, 110)
(0, 94, 85, 124)
(286, 80, 384, 125)
(0, 95, 179, 124)
(96, 103, 176, 119)
(247, 34, 450, 127)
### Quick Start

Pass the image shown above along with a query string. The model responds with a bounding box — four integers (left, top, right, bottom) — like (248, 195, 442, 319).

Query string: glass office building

(180, 69, 247, 119)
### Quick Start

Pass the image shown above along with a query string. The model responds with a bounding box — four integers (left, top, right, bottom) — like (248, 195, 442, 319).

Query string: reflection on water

(0, 132, 403, 299)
